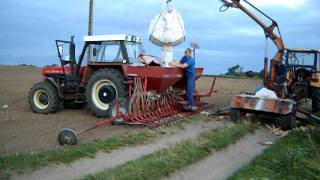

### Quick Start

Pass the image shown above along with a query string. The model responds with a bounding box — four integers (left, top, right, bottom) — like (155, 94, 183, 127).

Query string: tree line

(224, 64, 264, 78)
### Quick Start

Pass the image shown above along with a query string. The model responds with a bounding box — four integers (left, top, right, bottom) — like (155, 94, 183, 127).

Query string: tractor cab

(42, 34, 143, 88)
(282, 49, 320, 99)
(277, 49, 320, 100)
(56, 34, 144, 65)
(54, 35, 145, 84)
(284, 48, 319, 80)
(83, 34, 144, 64)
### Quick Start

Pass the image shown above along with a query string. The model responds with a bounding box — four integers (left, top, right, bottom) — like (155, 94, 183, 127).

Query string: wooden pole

(87, 0, 94, 62)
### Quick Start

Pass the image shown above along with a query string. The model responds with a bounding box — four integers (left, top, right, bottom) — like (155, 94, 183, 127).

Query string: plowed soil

(0, 65, 260, 153)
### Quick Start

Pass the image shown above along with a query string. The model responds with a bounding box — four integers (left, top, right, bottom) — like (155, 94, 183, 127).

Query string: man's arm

(169, 61, 189, 69)
(175, 63, 188, 69)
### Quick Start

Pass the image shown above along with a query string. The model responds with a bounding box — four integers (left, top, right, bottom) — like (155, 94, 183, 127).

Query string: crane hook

(219, 4, 230, 12)
(219, 0, 231, 12)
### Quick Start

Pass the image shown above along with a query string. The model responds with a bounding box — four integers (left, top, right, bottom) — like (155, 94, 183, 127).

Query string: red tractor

(29, 35, 140, 117)
(29, 34, 215, 122)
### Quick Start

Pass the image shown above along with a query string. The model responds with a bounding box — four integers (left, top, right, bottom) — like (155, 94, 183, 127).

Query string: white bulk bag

(255, 88, 278, 99)
(149, 0, 185, 47)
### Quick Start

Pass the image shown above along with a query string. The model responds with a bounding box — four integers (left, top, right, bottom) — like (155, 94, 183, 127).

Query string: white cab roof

(288, 48, 319, 52)
(83, 34, 142, 43)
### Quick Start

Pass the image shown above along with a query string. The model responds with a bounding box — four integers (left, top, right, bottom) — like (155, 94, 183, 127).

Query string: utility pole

(87, 0, 94, 62)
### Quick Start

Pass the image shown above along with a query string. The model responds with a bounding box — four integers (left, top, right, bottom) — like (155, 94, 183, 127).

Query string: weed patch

(229, 128, 320, 180)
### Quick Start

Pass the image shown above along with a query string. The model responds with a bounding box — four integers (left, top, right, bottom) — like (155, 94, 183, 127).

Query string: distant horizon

(0, 63, 259, 76)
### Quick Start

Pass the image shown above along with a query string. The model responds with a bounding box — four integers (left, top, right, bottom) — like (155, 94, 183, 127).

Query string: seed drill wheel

(58, 128, 78, 146)
(28, 81, 60, 114)
(86, 68, 128, 118)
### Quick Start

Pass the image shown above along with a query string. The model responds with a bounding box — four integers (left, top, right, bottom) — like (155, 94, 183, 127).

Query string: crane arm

(220, 0, 285, 83)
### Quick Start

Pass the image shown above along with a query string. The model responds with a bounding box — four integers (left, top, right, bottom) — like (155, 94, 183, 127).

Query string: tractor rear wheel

(312, 88, 320, 112)
(230, 108, 246, 122)
(86, 68, 128, 118)
(28, 81, 60, 114)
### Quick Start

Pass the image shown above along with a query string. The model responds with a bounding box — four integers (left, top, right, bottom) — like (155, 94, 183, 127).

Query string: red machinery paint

(43, 64, 204, 94)
(231, 94, 296, 115)
(57, 64, 216, 145)
(125, 66, 203, 93)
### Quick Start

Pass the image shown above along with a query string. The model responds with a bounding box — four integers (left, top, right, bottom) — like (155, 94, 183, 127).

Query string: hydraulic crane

(218, 0, 320, 129)
(219, 0, 285, 92)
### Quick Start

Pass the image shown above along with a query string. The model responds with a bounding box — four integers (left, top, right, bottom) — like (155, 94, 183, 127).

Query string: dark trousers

(186, 74, 195, 106)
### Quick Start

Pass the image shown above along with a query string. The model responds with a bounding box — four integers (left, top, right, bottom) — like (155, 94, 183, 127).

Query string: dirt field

(0, 65, 261, 153)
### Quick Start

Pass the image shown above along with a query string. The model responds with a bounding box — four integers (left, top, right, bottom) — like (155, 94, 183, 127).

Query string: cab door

(55, 37, 78, 85)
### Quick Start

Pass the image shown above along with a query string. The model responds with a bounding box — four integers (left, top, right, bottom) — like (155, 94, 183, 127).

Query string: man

(170, 48, 196, 111)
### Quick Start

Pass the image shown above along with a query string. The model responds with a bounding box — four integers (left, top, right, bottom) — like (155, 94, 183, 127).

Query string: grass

(80, 122, 256, 180)
(0, 130, 155, 175)
(229, 127, 320, 180)
(0, 113, 209, 177)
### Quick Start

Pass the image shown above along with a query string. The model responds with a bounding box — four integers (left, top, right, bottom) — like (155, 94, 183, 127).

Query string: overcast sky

(0, 0, 319, 74)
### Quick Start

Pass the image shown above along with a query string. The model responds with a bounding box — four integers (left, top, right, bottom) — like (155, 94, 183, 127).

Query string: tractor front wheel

(28, 81, 60, 114)
(86, 68, 128, 118)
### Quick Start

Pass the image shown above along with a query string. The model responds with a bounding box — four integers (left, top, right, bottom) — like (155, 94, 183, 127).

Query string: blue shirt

(180, 56, 195, 76)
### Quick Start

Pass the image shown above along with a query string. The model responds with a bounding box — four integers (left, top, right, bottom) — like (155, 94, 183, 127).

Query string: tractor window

(125, 42, 145, 65)
(287, 52, 315, 67)
(94, 41, 124, 63)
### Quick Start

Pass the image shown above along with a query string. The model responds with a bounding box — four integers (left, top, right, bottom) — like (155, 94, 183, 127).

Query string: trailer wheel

(86, 68, 128, 118)
(58, 128, 78, 146)
(28, 81, 60, 114)
(312, 88, 320, 112)
(279, 108, 296, 131)
(230, 108, 246, 122)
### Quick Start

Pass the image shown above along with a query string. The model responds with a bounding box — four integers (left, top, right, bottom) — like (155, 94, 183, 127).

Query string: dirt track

(0, 65, 261, 153)
(11, 120, 228, 180)
(164, 128, 277, 180)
